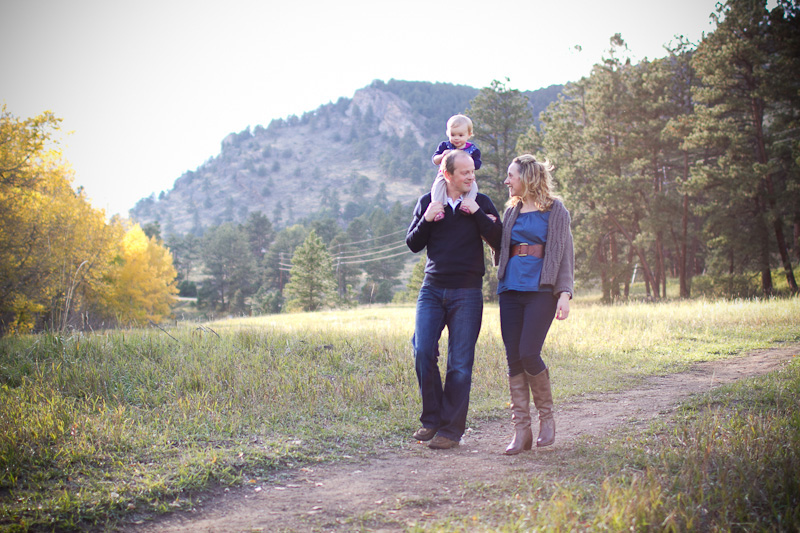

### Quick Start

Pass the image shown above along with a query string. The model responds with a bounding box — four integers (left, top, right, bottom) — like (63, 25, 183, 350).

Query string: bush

(177, 280, 197, 297)
(692, 274, 760, 298)
(251, 287, 283, 315)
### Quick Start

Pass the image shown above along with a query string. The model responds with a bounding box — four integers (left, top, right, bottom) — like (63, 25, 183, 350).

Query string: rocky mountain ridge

(130, 80, 562, 235)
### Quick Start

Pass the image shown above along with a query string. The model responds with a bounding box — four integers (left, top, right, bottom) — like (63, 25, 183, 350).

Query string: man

(405, 150, 502, 449)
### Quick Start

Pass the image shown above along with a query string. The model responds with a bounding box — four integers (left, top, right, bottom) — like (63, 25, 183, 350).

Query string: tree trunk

(652, 155, 664, 299)
(752, 96, 796, 293)
(772, 214, 798, 293)
(598, 234, 610, 302)
(680, 192, 690, 297)
(655, 232, 665, 299)
(794, 212, 800, 264)
(609, 214, 658, 299)
(624, 245, 635, 298)
(610, 233, 620, 300)
(753, 198, 773, 296)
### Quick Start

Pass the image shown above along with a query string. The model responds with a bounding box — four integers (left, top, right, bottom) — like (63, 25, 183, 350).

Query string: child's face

(448, 123, 470, 149)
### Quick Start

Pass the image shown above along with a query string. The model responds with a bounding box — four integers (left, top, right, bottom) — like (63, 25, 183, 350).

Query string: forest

(1, 0, 797, 335)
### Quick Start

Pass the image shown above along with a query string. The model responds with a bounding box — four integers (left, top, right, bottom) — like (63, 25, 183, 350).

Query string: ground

(128, 344, 798, 532)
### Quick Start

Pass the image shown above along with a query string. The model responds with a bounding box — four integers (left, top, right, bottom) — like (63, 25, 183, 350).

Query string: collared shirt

(446, 195, 463, 212)
(406, 192, 502, 289)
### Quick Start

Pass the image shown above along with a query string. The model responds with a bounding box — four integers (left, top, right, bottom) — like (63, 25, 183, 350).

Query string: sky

(1, 0, 724, 217)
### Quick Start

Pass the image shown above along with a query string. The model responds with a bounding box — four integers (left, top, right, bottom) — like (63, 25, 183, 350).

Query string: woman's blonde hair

(507, 154, 560, 211)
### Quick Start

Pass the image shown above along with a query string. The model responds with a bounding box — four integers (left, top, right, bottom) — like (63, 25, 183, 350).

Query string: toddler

(430, 114, 482, 220)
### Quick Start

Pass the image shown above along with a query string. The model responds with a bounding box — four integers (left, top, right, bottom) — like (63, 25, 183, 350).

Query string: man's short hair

(442, 149, 473, 176)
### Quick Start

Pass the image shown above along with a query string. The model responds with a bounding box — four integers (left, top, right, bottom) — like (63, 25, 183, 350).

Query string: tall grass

(1, 297, 798, 530)
(418, 356, 800, 532)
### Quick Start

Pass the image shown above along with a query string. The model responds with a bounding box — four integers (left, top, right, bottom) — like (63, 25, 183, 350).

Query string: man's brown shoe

(428, 435, 459, 449)
(412, 427, 437, 441)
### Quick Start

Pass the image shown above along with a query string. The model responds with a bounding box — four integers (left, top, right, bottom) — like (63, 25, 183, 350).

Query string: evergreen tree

(688, 0, 799, 295)
(466, 79, 533, 207)
(284, 229, 336, 312)
(540, 36, 701, 300)
(262, 225, 308, 295)
(165, 232, 201, 281)
(199, 223, 256, 312)
(242, 211, 275, 261)
(394, 254, 426, 303)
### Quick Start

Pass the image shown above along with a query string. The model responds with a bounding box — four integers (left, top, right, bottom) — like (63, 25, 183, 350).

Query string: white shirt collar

(446, 195, 463, 211)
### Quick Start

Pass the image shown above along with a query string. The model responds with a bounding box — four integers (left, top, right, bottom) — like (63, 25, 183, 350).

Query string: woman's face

(504, 163, 523, 197)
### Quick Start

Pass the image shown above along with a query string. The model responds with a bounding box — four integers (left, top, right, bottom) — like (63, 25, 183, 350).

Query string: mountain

(129, 80, 563, 235)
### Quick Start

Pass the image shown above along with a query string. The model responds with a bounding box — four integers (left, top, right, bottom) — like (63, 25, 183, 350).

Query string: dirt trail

(130, 345, 798, 533)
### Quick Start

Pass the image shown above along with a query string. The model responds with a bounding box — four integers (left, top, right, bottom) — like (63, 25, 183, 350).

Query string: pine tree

(466, 79, 532, 207)
(284, 229, 336, 312)
(688, 0, 799, 295)
(199, 223, 256, 312)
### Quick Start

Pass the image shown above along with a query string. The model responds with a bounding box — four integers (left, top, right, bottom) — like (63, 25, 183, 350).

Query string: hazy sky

(1, 0, 724, 217)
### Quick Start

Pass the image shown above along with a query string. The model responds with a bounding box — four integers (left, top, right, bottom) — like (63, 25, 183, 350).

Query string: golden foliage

(0, 106, 177, 333)
(100, 223, 178, 325)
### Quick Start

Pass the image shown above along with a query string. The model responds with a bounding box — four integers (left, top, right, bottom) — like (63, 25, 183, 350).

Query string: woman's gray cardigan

(494, 199, 575, 298)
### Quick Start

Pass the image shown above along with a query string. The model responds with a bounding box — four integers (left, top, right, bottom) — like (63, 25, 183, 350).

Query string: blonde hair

(446, 114, 473, 136)
(507, 154, 560, 211)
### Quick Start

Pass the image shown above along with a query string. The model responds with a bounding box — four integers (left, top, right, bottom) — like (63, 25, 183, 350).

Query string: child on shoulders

(430, 114, 482, 221)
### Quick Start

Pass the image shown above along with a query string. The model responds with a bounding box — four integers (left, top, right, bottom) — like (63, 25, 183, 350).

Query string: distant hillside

(130, 80, 563, 235)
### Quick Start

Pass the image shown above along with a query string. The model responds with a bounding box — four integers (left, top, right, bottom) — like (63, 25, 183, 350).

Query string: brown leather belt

(510, 243, 544, 258)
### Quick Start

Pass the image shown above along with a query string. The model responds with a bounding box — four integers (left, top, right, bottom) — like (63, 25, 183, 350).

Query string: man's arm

(406, 196, 434, 253)
(475, 195, 502, 250)
(459, 195, 502, 250)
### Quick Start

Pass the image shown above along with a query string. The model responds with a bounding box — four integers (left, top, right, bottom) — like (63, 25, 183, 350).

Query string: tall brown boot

(504, 373, 533, 455)
(526, 368, 555, 447)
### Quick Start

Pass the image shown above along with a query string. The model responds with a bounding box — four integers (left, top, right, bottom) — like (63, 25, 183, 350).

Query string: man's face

(444, 153, 475, 197)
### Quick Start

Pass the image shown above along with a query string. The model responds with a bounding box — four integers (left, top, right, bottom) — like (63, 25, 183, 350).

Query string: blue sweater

(432, 141, 482, 170)
(406, 192, 501, 289)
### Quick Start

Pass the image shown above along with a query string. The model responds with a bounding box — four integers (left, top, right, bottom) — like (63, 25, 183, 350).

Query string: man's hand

(424, 201, 445, 222)
(459, 198, 479, 214)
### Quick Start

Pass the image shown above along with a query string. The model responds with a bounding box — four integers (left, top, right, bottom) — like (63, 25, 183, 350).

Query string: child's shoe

(433, 212, 444, 221)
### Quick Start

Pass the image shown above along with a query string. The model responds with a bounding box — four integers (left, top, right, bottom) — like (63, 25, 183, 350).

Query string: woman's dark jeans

(499, 290, 557, 377)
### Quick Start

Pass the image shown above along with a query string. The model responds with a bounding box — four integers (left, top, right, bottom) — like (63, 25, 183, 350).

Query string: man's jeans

(412, 283, 483, 441)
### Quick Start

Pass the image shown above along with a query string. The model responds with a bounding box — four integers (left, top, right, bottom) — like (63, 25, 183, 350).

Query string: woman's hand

(555, 292, 570, 320)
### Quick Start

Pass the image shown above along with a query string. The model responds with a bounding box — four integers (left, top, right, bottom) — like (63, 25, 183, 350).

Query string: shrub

(692, 274, 760, 298)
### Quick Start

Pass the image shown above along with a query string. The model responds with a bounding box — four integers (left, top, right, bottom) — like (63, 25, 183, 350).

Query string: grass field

(1, 296, 799, 531)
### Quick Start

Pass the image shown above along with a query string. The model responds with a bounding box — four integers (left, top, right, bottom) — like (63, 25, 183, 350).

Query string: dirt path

(129, 345, 798, 533)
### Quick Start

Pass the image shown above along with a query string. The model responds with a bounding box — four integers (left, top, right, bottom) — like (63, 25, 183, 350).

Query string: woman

(495, 154, 574, 454)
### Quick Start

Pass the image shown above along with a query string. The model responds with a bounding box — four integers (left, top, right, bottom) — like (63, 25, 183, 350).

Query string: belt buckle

(518, 243, 528, 257)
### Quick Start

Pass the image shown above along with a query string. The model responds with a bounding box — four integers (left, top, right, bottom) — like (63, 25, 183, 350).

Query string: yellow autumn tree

(99, 223, 178, 326)
(1, 106, 177, 333)
(1, 106, 119, 332)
